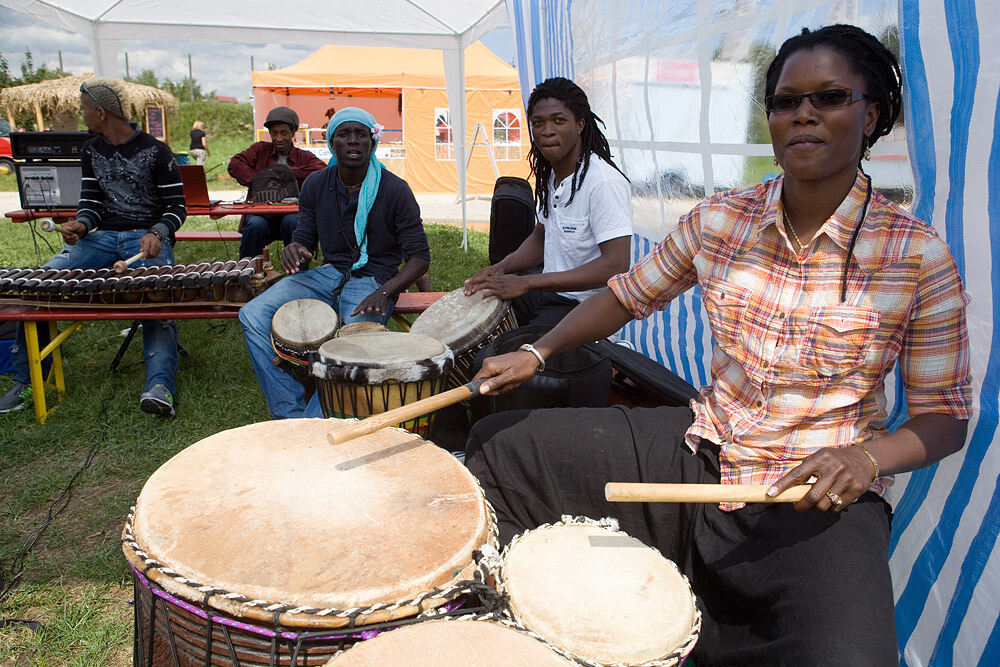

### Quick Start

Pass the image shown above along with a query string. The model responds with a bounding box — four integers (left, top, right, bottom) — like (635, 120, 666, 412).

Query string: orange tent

(251, 42, 531, 194)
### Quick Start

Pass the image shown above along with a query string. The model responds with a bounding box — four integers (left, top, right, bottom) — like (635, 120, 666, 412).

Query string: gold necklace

(782, 207, 812, 251)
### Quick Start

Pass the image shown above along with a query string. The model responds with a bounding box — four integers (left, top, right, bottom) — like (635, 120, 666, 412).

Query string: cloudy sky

(0, 6, 515, 100)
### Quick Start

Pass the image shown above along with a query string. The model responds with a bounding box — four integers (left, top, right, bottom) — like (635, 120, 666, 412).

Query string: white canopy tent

(0, 0, 509, 239)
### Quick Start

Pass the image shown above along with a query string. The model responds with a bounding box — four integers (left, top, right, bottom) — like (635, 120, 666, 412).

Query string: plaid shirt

(609, 171, 972, 501)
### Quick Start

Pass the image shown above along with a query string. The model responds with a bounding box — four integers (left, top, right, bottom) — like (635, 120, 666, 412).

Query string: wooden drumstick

(40, 219, 96, 234)
(114, 251, 145, 274)
(605, 483, 812, 504)
(327, 379, 485, 445)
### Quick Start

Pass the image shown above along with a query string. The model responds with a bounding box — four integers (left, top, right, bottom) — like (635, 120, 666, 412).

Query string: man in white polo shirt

(464, 77, 631, 328)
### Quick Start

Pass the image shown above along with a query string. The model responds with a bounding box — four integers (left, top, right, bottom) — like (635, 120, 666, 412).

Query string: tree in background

(0, 49, 63, 130)
(127, 68, 214, 101)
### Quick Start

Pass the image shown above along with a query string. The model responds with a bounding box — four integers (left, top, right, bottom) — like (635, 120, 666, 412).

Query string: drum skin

(324, 620, 573, 666)
(334, 322, 388, 337)
(123, 419, 492, 628)
(271, 298, 340, 362)
(500, 522, 698, 665)
(409, 289, 517, 387)
(409, 288, 510, 356)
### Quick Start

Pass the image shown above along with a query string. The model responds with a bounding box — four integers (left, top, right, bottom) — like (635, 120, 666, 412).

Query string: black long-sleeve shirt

(77, 126, 186, 239)
(293, 165, 430, 285)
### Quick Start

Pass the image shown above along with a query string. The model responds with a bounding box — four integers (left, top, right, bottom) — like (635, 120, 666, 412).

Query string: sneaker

(0, 382, 30, 413)
(139, 384, 175, 417)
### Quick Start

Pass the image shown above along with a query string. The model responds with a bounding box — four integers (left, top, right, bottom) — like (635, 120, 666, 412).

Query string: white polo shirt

(538, 156, 633, 303)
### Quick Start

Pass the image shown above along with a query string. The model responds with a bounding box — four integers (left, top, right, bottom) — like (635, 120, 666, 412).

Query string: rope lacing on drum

(122, 495, 502, 626)
(490, 515, 703, 667)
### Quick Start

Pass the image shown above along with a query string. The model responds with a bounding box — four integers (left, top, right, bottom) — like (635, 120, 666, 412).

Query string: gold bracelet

(852, 442, 880, 481)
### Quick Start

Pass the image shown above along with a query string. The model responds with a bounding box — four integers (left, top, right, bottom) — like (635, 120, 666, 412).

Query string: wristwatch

(519, 343, 546, 373)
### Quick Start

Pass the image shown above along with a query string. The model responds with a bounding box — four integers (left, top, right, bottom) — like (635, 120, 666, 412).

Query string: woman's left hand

(768, 444, 878, 512)
(351, 288, 390, 317)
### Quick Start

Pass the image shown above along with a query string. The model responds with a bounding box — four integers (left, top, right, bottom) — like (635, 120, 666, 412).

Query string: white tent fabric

(507, 0, 1000, 664)
(0, 0, 509, 234)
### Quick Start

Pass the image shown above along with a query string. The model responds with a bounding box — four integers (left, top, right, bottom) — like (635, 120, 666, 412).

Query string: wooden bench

(174, 230, 242, 242)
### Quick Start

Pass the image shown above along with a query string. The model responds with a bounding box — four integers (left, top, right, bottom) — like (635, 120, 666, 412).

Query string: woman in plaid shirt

(466, 25, 971, 666)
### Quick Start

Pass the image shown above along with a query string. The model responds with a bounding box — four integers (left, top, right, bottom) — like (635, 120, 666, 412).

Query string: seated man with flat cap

(239, 107, 431, 419)
(228, 106, 327, 259)
(0, 78, 186, 416)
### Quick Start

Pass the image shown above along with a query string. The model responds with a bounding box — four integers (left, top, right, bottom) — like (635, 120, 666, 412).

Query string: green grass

(0, 222, 488, 665)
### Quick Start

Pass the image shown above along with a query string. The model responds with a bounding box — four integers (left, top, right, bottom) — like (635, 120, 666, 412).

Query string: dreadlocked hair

(765, 24, 902, 163)
(526, 77, 627, 218)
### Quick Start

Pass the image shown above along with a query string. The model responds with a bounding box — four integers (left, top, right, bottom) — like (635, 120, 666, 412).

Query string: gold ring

(826, 491, 843, 507)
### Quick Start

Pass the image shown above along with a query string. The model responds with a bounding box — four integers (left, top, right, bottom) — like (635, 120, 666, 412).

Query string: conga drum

(310, 331, 453, 434)
(324, 619, 573, 666)
(122, 419, 498, 666)
(409, 288, 517, 389)
(495, 516, 700, 666)
(334, 321, 388, 338)
(270, 298, 340, 381)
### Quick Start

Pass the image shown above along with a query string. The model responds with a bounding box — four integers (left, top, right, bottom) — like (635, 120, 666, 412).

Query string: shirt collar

(765, 170, 878, 272)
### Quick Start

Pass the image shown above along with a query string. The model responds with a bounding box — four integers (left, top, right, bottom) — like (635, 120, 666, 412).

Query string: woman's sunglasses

(765, 88, 869, 114)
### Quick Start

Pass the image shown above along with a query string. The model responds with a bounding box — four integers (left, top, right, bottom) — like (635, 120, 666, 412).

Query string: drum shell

(123, 419, 499, 664)
(311, 332, 454, 434)
(270, 299, 340, 381)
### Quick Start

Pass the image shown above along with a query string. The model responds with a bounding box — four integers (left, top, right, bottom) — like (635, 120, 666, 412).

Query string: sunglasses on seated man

(765, 88, 870, 114)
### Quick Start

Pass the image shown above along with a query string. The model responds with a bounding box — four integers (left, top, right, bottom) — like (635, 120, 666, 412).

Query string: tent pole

(443, 46, 469, 250)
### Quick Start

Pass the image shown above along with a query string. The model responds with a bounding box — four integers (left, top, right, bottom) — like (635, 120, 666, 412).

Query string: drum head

(314, 331, 452, 384)
(501, 522, 698, 665)
(410, 288, 509, 354)
(324, 620, 573, 666)
(124, 419, 492, 628)
(272, 298, 339, 350)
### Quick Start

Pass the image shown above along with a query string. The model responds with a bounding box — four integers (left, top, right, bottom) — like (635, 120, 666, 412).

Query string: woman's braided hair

(764, 24, 902, 160)
(526, 77, 626, 218)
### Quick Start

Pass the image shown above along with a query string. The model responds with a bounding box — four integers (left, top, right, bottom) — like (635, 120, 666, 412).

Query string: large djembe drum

(121, 419, 497, 666)
(409, 288, 518, 389)
(495, 516, 701, 666)
(310, 331, 453, 434)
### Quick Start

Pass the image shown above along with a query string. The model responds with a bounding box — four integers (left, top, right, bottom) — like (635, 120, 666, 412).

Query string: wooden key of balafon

(327, 379, 485, 445)
(605, 483, 811, 504)
(114, 251, 145, 273)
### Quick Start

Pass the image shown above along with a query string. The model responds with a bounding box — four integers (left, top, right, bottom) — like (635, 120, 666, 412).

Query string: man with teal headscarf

(239, 107, 431, 419)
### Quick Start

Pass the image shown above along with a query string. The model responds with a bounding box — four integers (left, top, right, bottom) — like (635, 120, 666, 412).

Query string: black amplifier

(10, 131, 92, 160)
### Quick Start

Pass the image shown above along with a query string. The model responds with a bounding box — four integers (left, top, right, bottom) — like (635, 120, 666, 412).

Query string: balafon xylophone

(0, 256, 279, 308)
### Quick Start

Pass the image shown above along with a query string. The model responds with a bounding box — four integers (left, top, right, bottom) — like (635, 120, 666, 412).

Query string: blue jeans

(239, 214, 298, 259)
(10, 230, 179, 394)
(239, 264, 394, 419)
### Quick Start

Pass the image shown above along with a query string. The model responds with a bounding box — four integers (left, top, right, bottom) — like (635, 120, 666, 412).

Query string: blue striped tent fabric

(504, 0, 1000, 664)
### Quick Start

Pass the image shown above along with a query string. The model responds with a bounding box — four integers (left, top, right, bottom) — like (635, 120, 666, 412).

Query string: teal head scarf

(326, 107, 383, 271)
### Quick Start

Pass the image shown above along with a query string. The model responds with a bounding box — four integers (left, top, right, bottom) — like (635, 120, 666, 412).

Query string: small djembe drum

(121, 419, 498, 666)
(310, 331, 453, 434)
(409, 288, 518, 389)
(494, 516, 701, 666)
(270, 298, 340, 383)
(324, 619, 574, 666)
